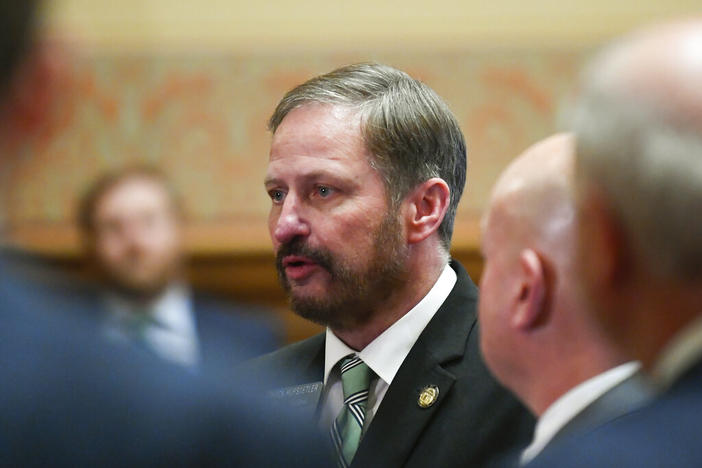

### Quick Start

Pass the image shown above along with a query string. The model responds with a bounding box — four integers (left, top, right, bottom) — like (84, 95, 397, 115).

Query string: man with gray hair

(251, 63, 534, 467)
(479, 133, 653, 466)
(529, 19, 702, 467)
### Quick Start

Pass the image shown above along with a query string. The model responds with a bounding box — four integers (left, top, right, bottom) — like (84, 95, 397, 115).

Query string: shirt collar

(105, 283, 194, 335)
(323, 263, 457, 385)
(652, 314, 702, 388)
(151, 284, 191, 328)
(520, 361, 641, 464)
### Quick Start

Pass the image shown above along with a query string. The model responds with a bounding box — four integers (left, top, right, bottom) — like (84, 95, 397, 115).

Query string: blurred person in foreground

(529, 18, 702, 467)
(249, 62, 535, 467)
(479, 133, 653, 466)
(0, 2, 327, 466)
(76, 167, 280, 368)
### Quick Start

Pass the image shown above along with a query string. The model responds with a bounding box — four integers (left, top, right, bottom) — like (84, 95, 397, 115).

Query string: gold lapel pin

(417, 385, 439, 408)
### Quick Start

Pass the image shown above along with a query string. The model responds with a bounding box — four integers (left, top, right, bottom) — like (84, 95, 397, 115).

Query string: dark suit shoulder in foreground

(192, 292, 283, 361)
(545, 369, 654, 450)
(0, 263, 328, 467)
(529, 360, 702, 468)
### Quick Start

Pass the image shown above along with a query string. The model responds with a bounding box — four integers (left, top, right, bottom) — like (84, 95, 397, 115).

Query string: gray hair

(568, 80, 702, 279)
(268, 62, 467, 251)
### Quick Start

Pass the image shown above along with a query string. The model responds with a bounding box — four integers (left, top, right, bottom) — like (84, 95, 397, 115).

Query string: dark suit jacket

(0, 249, 282, 365)
(546, 370, 654, 447)
(191, 292, 282, 362)
(249, 260, 535, 467)
(77, 286, 281, 367)
(0, 260, 328, 467)
(528, 359, 702, 467)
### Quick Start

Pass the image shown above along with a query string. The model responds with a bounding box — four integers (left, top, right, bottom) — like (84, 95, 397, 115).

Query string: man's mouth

(282, 255, 321, 281)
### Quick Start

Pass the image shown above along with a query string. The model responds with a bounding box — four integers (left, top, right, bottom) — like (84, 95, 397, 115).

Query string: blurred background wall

(1, 0, 699, 342)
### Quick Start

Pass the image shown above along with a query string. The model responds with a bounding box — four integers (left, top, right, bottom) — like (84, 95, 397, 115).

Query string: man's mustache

(275, 239, 334, 275)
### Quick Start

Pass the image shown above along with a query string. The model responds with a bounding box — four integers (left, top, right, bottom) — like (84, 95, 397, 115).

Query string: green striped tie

(330, 355, 374, 468)
(125, 309, 156, 343)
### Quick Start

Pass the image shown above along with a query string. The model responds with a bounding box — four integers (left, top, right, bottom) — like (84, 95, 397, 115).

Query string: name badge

(268, 382, 324, 411)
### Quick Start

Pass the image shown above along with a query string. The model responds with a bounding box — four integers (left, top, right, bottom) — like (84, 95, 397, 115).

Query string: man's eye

(316, 186, 333, 198)
(269, 190, 285, 203)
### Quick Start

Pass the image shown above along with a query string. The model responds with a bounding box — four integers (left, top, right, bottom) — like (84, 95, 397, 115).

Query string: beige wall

(5, 1, 697, 342)
(4, 0, 699, 257)
(43, 0, 701, 51)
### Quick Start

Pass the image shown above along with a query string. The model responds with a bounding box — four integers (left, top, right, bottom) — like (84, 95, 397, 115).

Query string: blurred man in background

(252, 62, 534, 468)
(77, 167, 280, 367)
(530, 19, 702, 467)
(479, 133, 653, 465)
(0, 2, 326, 465)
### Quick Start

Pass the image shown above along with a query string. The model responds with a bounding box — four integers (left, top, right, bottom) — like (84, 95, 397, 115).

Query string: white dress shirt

(103, 283, 201, 368)
(318, 263, 457, 431)
(520, 361, 641, 465)
(652, 314, 702, 389)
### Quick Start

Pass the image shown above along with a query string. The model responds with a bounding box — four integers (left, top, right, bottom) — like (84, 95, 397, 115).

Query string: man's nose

(120, 219, 152, 248)
(273, 196, 310, 245)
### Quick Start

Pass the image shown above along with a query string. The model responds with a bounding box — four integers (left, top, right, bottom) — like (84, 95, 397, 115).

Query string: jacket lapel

(552, 370, 655, 444)
(289, 335, 326, 418)
(351, 261, 478, 467)
(298, 334, 326, 385)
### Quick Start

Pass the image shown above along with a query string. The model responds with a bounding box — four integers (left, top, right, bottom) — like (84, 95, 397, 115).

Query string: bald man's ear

(512, 249, 546, 330)
(405, 178, 450, 245)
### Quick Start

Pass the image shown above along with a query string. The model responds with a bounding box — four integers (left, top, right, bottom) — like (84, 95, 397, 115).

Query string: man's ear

(405, 178, 450, 245)
(512, 249, 547, 330)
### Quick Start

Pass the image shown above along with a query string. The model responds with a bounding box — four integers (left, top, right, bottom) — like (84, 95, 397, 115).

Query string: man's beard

(275, 211, 409, 331)
(99, 255, 182, 303)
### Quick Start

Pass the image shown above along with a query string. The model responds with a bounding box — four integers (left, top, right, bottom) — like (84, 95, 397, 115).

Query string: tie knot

(125, 309, 158, 334)
(338, 355, 374, 402)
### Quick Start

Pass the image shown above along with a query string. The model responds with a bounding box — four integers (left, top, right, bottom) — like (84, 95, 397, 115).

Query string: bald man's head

(571, 18, 702, 279)
(486, 133, 576, 256)
(564, 19, 702, 370)
(479, 134, 618, 415)
(583, 19, 702, 130)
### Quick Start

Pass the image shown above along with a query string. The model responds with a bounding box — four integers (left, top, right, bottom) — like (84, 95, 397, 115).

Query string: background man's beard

(276, 212, 409, 331)
(99, 259, 182, 302)
(105, 272, 172, 301)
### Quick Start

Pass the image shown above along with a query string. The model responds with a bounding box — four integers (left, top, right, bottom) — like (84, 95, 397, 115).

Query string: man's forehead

(97, 179, 172, 215)
(104, 178, 167, 200)
(271, 104, 363, 152)
(266, 103, 373, 179)
(276, 101, 359, 128)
